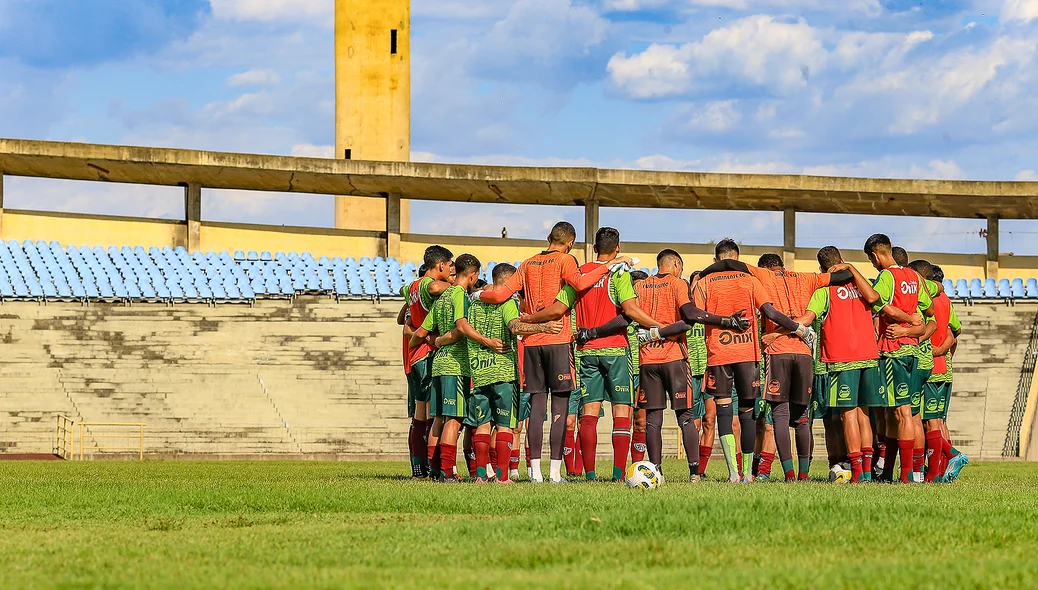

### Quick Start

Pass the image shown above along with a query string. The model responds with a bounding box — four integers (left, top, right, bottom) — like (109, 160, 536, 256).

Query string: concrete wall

(0, 297, 1031, 461)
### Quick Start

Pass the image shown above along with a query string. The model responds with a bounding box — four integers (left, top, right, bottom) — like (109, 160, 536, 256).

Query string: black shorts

(705, 362, 760, 404)
(638, 360, 692, 411)
(764, 353, 814, 405)
(522, 343, 576, 395)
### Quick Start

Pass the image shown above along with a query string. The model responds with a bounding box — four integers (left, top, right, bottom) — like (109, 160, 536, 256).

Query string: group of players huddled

(397, 221, 968, 485)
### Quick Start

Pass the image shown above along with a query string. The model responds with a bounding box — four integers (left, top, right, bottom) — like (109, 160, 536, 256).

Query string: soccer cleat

(441, 475, 463, 484)
(756, 473, 770, 482)
(740, 475, 754, 484)
(689, 474, 701, 484)
(944, 454, 969, 481)
(529, 476, 545, 484)
(575, 328, 593, 346)
(728, 475, 742, 483)
(473, 477, 489, 484)
(549, 478, 570, 485)
(509, 469, 520, 481)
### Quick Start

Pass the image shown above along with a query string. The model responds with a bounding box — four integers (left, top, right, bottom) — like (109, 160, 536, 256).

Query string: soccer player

(689, 239, 813, 482)
(628, 270, 650, 464)
(403, 249, 454, 478)
(901, 260, 941, 481)
(794, 246, 882, 483)
(477, 221, 631, 483)
(863, 234, 934, 483)
(569, 228, 671, 481)
(927, 264, 969, 481)
(411, 254, 503, 482)
(465, 263, 562, 483)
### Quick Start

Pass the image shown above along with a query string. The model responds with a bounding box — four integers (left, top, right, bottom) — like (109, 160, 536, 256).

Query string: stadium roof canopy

(2, 138, 1038, 219)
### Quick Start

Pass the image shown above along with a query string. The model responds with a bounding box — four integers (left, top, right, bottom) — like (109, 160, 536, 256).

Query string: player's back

(762, 270, 827, 356)
(635, 274, 688, 365)
(516, 250, 579, 347)
(575, 262, 630, 351)
(693, 271, 767, 366)
(878, 266, 921, 352)
(466, 299, 519, 387)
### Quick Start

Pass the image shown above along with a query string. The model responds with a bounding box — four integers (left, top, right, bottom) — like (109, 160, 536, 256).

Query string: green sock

(798, 458, 812, 478)
(780, 459, 795, 476)
(861, 472, 872, 481)
(585, 470, 596, 481)
(950, 446, 961, 457)
(742, 454, 753, 477)
(613, 466, 624, 480)
(720, 434, 739, 478)
(476, 466, 487, 479)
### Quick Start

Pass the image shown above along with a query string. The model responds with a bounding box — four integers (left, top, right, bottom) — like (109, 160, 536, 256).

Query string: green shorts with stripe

(405, 356, 433, 418)
(518, 392, 532, 422)
(910, 368, 932, 416)
(810, 374, 830, 421)
(466, 381, 519, 429)
(828, 366, 884, 408)
(691, 375, 706, 420)
(923, 381, 952, 420)
(430, 375, 470, 419)
(880, 354, 916, 408)
(579, 354, 635, 406)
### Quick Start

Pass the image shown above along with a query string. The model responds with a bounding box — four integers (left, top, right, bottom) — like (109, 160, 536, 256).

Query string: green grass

(2, 461, 1037, 589)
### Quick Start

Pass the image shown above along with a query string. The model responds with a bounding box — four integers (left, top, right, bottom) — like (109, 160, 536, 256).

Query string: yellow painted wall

(4, 210, 184, 249)
(334, 0, 410, 233)
(201, 223, 382, 258)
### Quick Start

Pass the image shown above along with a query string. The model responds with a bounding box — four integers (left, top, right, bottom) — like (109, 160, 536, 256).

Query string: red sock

(579, 415, 600, 477)
(758, 452, 775, 478)
(611, 416, 631, 480)
(489, 440, 498, 473)
(861, 446, 874, 476)
(898, 439, 914, 483)
(912, 447, 925, 475)
(495, 433, 514, 481)
(941, 437, 954, 464)
(924, 431, 944, 482)
(440, 443, 457, 477)
(737, 452, 744, 477)
(698, 445, 712, 476)
(510, 448, 521, 472)
(428, 444, 440, 474)
(848, 451, 863, 483)
(631, 430, 647, 463)
(407, 419, 419, 464)
(564, 428, 577, 474)
(473, 433, 491, 479)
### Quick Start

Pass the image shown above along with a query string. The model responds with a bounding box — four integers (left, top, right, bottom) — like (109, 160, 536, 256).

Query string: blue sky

(2, 0, 1038, 255)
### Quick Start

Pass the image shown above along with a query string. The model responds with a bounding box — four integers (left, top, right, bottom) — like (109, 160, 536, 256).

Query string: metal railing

(78, 421, 145, 461)
(55, 415, 75, 459)
(1004, 311, 1038, 457)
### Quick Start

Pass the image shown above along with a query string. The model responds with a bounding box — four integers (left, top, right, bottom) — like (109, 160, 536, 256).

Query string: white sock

(549, 459, 563, 481)
(486, 463, 494, 478)
(530, 458, 543, 480)
(509, 469, 520, 480)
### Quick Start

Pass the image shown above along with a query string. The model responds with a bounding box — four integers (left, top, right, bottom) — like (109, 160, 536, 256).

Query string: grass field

(3, 460, 1038, 589)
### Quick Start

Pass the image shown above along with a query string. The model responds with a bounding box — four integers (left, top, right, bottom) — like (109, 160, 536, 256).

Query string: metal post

(385, 193, 401, 259)
(184, 182, 202, 252)
(783, 208, 796, 270)
(584, 200, 600, 264)
(139, 425, 144, 461)
(987, 215, 1000, 281)
(0, 169, 5, 239)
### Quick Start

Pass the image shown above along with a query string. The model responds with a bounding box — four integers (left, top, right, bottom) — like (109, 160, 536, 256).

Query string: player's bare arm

(563, 256, 632, 292)
(519, 300, 570, 323)
(508, 318, 563, 336)
(620, 298, 663, 329)
(396, 303, 408, 326)
(426, 280, 451, 297)
(409, 325, 431, 348)
(886, 317, 936, 340)
(933, 333, 957, 357)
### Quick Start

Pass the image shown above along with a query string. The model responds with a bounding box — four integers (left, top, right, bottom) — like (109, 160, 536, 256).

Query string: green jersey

(806, 287, 877, 373)
(915, 279, 940, 371)
(687, 323, 708, 376)
(420, 285, 470, 377)
(466, 298, 520, 388)
(627, 324, 640, 367)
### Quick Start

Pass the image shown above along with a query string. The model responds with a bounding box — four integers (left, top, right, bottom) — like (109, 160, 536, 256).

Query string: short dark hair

(424, 245, 453, 268)
(630, 270, 649, 283)
(594, 227, 620, 256)
(657, 249, 682, 267)
(863, 234, 891, 255)
(548, 221, 576, 245)
(908, 259, 934, 280)
(892, 247, 909, 267)
(715, 238, 739, 259)
(492, 263, 517, 285)
(473, 278, 488, 290)
(454, 253, 481, 276)
(418, 263, 429, 276)
(816, 246, 842, 271)
(931, 265, 945, 283)
(757, 253, 783, 269)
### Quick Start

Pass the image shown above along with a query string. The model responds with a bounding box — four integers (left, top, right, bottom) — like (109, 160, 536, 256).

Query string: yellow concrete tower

(334, 0, 410, 235)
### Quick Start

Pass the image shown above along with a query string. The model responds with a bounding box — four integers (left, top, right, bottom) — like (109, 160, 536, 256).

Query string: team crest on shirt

(912, 392, 922, 406)
(926, 399, 939, 412)
(768, 380, 781, 394)
(897, 384, 909, 397)
(838, 385, 851, 400)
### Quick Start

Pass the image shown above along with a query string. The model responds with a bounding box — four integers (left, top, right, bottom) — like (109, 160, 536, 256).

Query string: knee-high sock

(698, 445, 712, 476)
(440, 443, 457, 477)
(791, 403, 812, 480)
(428, 443, 442, 478)
(738, 408, 756, 470)
(528, 393, 547, 460)
(924, 430, 944, 482)
(611, 416, 632, 480)
(758, 451, 776, 478)
(473, 433, 491, 479)
(771, 402, 795, 480)
(549, 393, 570, 461)
(861, 446, 874, 481)
(408, 419, 424, 476)
(881, 436, 898, 481)
(496, 432, 514, 481)
(510, 447, 521, 472)
(898, 438, 914, 483)
(676, 408, 700, 477)
(489, 435, 498, 474)
(564, 427, 578, 474)
(645, 409, 665, 466)
(579, 415, 600, 479)
(848, 451, 863, 483)
(631, 430, 647, 463)
(717, 402, 739, 480)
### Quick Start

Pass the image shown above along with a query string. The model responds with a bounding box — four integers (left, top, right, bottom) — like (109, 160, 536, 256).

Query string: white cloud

(226, 69, 280, 87)
(1015, 169, 1038, 180)
(290, 144, 334, 158)
(1002, 0, 1038, 23)
(208, 0, 332, 25)
(683, 100, 742, 132)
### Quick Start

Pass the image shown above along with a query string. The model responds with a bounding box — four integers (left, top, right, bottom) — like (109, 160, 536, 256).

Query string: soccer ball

(829, 463, 851, 484)
(625, 461, 663, 489)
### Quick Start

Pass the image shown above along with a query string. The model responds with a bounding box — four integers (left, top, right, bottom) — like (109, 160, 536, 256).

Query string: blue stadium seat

(984, 278, 998, 298)
(0, 276, 13, 299)
(1028, 278, 1038, 299)
(247, 251, 259, 261)
(999, 278, 1013, 298)
(260, 251, 272, 261)
(969, 279, 983, 299)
